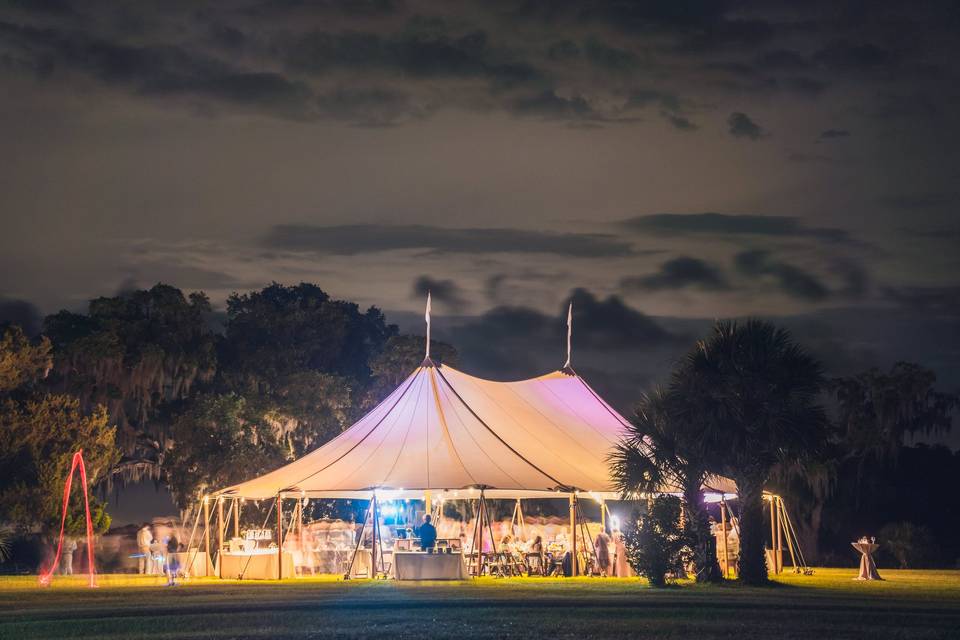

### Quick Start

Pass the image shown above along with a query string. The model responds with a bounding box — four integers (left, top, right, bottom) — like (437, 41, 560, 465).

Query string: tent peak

(559, 365, 577, 377)
(421, 356, 439, 368)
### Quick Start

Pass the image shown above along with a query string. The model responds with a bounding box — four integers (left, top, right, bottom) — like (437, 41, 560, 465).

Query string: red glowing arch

(38, 450, 97, 588)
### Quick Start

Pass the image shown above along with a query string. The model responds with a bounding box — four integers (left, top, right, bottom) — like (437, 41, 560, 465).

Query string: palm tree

(675, 320, 829, 585)
(611, 386, 723, 582)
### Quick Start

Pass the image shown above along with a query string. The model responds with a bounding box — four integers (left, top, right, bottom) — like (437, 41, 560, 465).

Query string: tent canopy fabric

(216, 358, 734, 500)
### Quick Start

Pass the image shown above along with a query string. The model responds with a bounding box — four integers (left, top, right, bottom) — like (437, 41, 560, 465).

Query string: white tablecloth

(393, 552, 468, 580)
(852, 542, 882, 580)
(217, 550, 295, 579)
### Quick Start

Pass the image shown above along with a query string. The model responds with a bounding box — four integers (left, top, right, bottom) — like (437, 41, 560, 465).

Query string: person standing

(594, 531, 611, 577)
(149, 537, 165, 575)
(419, 514, 437, 551)
(60, 537, 77, 575)
(165, 536, 180, 586)
(137, 525, 153, 574)
(612, 529, 634, 577)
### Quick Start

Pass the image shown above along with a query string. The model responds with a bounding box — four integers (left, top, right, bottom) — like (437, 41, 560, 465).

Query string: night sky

(1, 1, 958, 452)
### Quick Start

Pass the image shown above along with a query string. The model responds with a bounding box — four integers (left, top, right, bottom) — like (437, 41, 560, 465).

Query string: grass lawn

(1, 568, 958, 639)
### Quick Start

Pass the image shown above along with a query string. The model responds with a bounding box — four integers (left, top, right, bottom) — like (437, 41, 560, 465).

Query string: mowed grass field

(1, 569, 959, 639)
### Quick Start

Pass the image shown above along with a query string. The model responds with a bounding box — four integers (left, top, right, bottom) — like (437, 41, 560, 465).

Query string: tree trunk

(735, 475, 768, 585)
(683, 481, 722, 582)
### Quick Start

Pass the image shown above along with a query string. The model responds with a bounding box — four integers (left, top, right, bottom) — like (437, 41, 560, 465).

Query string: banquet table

(217, 549, 295, 579)
(851, 542, 883, 580)
(393, 551, 468, 580)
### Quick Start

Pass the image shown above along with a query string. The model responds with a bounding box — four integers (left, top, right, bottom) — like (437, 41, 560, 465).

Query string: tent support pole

(769, 496, 777, 574)
(217, 498, 224, 578)
(471, 496, 483, 577)
(517, 500, 526, 540)
(775, 497, 783, 573)
(203, 497, 212, 577)
(276, 496, 283, 580)
(569, 494, 578, 577)
(183, 499, 203, 579)
(234, 498, 240, 539)
(720, 497, 729, 579)
(575, 499, 597, 576)
(600, 499, 606, 533)
(344, 499, 372, 580)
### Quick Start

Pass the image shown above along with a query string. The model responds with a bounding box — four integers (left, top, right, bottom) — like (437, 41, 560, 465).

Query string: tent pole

(234, 498, 241, 539)
(424, 490, 431, 521)
(778, 498, 797, 570)
(569, 494, 578, 577)
(600, 499, 606, 533)
(373, 494, 385, 578)
(471, 496, 483, 577)
(370, 494, 377, 577)
(775, 497, 783, 573)
(344, 500, 371, 579)
(720, 498, 729, 578)
(217, 498, 224, 578)
(203, 496, 212, 577)
(769, 496, 776, 574)
(276, 496, 283, 580)
(517, 500, 526, 540)
(183, 500, 203, 578)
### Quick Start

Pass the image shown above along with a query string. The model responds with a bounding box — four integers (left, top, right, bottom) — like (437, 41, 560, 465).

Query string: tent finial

(425, 291, 432, 359)
(563, 301, 572, 369)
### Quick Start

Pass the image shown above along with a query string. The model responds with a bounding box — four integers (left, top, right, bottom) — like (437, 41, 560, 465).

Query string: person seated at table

(419, 514, 437, 551)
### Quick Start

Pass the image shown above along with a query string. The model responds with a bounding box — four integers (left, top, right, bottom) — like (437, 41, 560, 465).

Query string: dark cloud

(315, 86, 422, 126)
(621, 212, 855, 244)
(0, 21, 316, 118)
(819, 128, 850, 140)
(511, 90, 594, 120)
(734, 249, 829, 301)
(663, 113, 698, 130)
(727, 111, 765, 140)
(883, 285, 960, 319)
(412, 275, 469, 313)
(621, 257, 728, 292)
(0, 296, 42, 335)
(262, 224, 635, 257)
(429, 288, 685, 379)
(583, 37, 638, 72)
(546, 39, 579, 60)
(813, 41, 896, 71)
(283, 29, 538, 87)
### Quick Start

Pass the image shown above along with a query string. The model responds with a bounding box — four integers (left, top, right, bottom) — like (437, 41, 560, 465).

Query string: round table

(851, 542, 883, 580)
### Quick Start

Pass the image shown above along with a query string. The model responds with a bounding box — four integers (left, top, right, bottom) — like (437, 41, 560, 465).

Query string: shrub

(623, 495, 687, 586)
(879, 521, 938, 569)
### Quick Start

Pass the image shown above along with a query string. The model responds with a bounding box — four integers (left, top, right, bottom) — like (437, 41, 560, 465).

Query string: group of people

(137, 524, 182, 585)
(494, 527, 633, 577)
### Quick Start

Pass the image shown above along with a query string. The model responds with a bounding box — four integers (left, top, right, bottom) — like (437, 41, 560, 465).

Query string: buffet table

(216, 549, 295, 579)
(393, 551, 468, 580)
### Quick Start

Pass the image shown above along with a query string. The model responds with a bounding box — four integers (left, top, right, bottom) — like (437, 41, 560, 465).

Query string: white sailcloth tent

(216, 357, 733, 501)
(216, 297, 734, 502)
